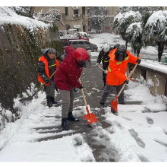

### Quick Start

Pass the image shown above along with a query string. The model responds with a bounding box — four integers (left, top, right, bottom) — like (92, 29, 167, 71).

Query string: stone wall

(127, 63, 167, 96)
(0, 23, 63, 114)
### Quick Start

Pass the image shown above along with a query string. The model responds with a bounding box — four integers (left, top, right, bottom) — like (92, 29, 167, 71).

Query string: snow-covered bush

(126, 22, 143, 57)
(113, 11, 142, 48)
(143, 10, 167, 61)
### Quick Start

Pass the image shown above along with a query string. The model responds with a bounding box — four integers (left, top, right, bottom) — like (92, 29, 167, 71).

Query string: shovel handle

(117, 54, 143, 98)
(98, 65, 105, 72)
(32, 70, 57, 97)
(20, 70, 57, 102)
(127, 54, 143, 80)
(78, 78, 88, 107)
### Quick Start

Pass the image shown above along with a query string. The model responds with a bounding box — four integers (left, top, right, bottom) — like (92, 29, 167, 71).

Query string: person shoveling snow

(100, 45, 141, 115)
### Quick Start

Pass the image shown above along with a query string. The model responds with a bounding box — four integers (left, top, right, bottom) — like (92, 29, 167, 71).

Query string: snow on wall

(0, 7, 50, 30)
(140, 59, 167, 74)
(147, 78, 154, 88)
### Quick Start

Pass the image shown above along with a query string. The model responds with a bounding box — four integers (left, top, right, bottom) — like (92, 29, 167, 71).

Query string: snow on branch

(34, 8, 61, 23)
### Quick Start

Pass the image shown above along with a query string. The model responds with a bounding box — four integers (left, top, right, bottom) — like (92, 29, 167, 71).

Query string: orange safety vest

(108, 48, 117, 58)
(38, 55, 59, 86)
(106, 49, 137, 86)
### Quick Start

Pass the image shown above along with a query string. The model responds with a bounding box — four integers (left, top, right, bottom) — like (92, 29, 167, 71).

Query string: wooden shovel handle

(28, 70, 57, 98)
(117, 54, 143, 98)
(98, 65, 105, 72)
(79, 78, 88, 107)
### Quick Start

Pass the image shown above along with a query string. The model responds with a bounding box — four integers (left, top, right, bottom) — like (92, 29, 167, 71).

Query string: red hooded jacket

(54, 46, 82, 91)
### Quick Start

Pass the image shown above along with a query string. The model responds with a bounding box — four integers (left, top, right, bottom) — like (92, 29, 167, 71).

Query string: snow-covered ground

(0, 7, 167, 162)
(0, 33, 167, 162)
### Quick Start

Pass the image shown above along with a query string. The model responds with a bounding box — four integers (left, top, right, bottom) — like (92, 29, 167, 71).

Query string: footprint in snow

(129, 129, 145, 148)
(146, 117, 154, 124)
(72, 135, 83, 147)
(121, 116, 132, 121)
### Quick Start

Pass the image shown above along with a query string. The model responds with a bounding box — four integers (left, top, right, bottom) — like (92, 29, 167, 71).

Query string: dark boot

(50, 97, 59, 105)
(61, 118, 69, 131)
(47, 96, 52, 108)
(67, 112, 79, 122)
(100, 102, 105, 108)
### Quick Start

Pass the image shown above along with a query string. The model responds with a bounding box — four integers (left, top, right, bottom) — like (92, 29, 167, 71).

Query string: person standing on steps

(100, 45, 141, 114)
(38, 48, 59, 108)
(54, 46, 90, 131)
(96, 43, 110, 88)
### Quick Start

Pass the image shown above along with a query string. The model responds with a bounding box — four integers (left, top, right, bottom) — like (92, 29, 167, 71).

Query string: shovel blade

(19, 96, 33, 103)
(84, 113, 98, 126)
(111, 99, 118, 112)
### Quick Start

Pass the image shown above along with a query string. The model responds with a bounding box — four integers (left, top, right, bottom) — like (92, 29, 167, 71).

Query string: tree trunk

(125, 40, 128, 49)
(157, 42, 164, 62)
(29, 7, 35, 18)
(137, 49, 140, 58)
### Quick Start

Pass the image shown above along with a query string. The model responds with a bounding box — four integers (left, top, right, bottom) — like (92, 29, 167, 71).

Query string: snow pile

(141, 59, 167, 74)
(147, 78, 154, 88)
(0, 7, 50, 30)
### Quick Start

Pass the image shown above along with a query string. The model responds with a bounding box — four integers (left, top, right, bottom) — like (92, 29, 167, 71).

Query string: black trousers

(100, 83, 124, 104)
(103, 72, 107, 87)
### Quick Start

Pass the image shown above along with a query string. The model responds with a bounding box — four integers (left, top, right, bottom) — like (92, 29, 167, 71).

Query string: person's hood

(42, 48, 49, 55)
(65, 45, 75, 54)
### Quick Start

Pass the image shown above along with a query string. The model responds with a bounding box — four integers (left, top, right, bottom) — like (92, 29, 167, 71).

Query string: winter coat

(54, 46, 82, 91)
(96, 49, 110, 70)
(106, 49, 138, 86)
(38, 50, 59, 86)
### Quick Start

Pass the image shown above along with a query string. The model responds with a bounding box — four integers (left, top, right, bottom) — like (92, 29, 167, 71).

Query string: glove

(124, 79, 129, 84)
(104, 70, 108, 74)
(136, 59, 141, 64)
(79, 85, 84, 89)
(96, 63, 100, 67)
(44, 79, 49, 84)
(74, 88, 79, 92)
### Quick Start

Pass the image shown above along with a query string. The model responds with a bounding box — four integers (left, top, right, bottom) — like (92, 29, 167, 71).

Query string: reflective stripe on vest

(101, 58, 109, 62)
(116, 56, 129, 65)
(48, 64, 56, 68)
(108, 67, 111, 72)
(125, 56, 129, 61)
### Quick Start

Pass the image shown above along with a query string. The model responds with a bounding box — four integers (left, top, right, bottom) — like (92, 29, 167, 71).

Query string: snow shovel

(98, 65, 136, 82)
(19, 70, 57, 103)
(79, 78, 98, 128)
(111, 54, 143, 115)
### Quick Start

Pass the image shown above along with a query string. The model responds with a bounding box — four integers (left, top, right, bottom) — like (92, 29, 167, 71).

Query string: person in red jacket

(100, 45, 141, 115)
(54, 46, 90, 130)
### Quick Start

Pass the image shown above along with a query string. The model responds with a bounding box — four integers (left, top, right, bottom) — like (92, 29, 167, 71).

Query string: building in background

(87, 6, 118, 34)
(102, 7, 118, 33)
(34, 6, 89, 33)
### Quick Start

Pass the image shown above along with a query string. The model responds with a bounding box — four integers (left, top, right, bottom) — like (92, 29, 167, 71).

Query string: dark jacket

(54, 46, 82, 91)
(96, 49, 110, 70)
(37, 49, 58, 83)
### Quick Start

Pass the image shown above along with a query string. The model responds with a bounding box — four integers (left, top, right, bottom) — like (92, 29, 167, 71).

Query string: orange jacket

(108, 48, 117, 58)
(106, 49, 137, 86)
(38, 55, 59, 86)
